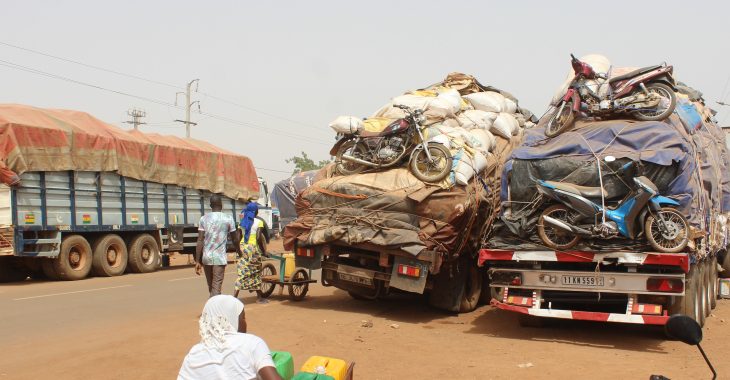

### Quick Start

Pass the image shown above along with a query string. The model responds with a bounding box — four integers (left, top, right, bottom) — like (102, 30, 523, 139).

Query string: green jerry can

(291, 373, 335, 380)
(271, 351, 294, 380)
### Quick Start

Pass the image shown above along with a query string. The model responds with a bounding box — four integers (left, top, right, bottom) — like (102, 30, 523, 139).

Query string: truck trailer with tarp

(481, 93, 730, 327)
(0, 104, 263, 282)
(284, 73, 535, 312)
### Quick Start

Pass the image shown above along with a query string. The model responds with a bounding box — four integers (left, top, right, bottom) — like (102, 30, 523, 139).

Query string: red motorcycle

(545, 54, 677, 137)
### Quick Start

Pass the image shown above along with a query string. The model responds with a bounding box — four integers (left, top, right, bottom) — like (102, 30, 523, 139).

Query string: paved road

(1, 258, 729, 379)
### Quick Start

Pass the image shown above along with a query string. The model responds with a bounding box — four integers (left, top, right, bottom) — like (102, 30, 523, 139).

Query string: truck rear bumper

(491, 298, 669, 325)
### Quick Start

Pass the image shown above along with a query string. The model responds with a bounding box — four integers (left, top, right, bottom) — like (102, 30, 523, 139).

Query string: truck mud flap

(389, 256, 428, 294)
(428, 255, 470, 312)
(294, 246, 323, 270)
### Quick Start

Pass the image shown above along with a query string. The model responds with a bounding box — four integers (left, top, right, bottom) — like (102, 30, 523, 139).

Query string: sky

(2, 0, 729, 188)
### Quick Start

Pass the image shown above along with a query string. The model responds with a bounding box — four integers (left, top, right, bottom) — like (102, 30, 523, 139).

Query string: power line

(0, 40, 327, 134)
(0, 58, 329, 145)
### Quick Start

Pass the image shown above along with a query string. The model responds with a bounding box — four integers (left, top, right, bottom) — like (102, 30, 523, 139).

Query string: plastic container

(284, 253, 296, 278)
(300, 356, 347, 380)
(292, 373, 335, 380)
(271, 351, 294, 380)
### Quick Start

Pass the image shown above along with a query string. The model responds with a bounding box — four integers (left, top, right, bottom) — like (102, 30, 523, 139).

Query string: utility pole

(175, 79, 200, 138)
(125, 108, 146, 130)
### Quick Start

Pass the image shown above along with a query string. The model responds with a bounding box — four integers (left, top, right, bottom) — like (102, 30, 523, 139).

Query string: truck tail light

(397, 264, 420, 278)
(296, 247, 315, 258)
(646, 278, 683, 293)
(632, 303, 663, 315)
(506, 295, 533, 307)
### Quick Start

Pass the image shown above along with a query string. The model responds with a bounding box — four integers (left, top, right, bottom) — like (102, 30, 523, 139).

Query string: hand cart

(260, 252, 316, 301)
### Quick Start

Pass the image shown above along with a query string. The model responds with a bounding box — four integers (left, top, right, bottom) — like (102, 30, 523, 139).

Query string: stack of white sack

(326, 74, 533, 186)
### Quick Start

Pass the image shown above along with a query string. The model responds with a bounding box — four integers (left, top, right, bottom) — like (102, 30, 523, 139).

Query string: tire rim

(338, 143, 365, 173)
(261, 265, 275, 295)
(141, 245, 155, 265)
(414, 148, 448, 178)
(291, 271, 307, 297)
(541, 208, 577, 247)
(650, 211, 686, 250)
(106, 244, 123, 268)
(635, 86, 672, 118)
(69, 248, 86, 270)
(547, 103, 571, 134)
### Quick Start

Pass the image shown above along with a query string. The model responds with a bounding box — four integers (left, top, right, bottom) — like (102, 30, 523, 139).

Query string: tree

(285, 151, 330, 174)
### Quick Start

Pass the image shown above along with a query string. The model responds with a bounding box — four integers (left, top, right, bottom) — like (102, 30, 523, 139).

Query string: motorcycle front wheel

(645, 207, 689, 253)
(537, 204, 581, 251)
(409, 144, 452, 183)
(335, 140, 367, 176)
(544, 101, 576, 138)
(632, 83, 677, 122)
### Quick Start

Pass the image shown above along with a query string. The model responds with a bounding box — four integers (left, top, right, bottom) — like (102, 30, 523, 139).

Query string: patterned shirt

(198, 212, 236, 265)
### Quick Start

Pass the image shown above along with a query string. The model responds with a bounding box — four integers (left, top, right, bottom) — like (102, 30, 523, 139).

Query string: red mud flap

(490, 299, 669, 326)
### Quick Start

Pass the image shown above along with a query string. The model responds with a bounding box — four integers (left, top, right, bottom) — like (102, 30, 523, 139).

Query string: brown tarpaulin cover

(0, 104, 259, 200)
(284, 135, 520, 258)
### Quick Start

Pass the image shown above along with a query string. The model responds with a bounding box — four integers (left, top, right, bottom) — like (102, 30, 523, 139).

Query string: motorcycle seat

(608, 65, 663, 84)
(543, 180, 607, 198)
(359, 130, 388, 138)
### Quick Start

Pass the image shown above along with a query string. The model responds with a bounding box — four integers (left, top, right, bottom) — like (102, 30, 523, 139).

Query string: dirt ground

(0, 239, 727, 379)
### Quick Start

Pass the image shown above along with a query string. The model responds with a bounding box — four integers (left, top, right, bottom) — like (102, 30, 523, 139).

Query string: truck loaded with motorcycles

(0, 104, 267, 282)
(284, 73, 536, 312)
(482, 58, 729, 327)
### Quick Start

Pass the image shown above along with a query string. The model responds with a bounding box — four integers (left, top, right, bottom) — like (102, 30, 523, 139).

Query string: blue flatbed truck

(0, 171, 271, 281)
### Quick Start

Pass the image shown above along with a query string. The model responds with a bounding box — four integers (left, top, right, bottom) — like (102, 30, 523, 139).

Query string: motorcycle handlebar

(393, 104, 409, 110)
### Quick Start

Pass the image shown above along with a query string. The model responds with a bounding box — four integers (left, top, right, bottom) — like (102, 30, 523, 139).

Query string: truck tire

(53, 235, 93, 281)
(697, 263, 707, 326)
(701, 260, 711, 318)
(128, 234, 160, 273)
(0, 256, 28, 282)
(92, 234, 128, 277)
(710, 256, 718, 309)
(458, 264, 483, 313)
(668, 264, 700, 325)
(478, 270, 492, 305)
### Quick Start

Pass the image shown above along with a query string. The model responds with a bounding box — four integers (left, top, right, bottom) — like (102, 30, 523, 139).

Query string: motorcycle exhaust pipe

(341, 154, 378, 167)
(542, 215, 592, 236)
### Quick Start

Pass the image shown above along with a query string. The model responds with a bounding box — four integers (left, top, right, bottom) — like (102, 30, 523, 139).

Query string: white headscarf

(198, 295, 244, 352)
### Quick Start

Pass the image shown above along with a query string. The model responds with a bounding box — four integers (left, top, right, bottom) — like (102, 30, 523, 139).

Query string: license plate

(338, 272, 373, 286)
(562, 275, 604, 286)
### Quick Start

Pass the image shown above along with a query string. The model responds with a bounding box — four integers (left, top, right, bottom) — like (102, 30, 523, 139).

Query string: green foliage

(285, 151, 330, 174)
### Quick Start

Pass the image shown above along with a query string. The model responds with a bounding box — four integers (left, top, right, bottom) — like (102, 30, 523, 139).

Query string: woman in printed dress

(234, 202, 269, 304)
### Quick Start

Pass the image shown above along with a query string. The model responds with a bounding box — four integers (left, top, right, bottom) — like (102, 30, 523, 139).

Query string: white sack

(457, 110, 498, 130)
(392, 94, 432, 111)
(464, 91, 506, 113)
(504, 98, 518, 114)
(448, 128, 482, 149)
(436, 89, 463, 113)
(469, 129, 496, 152)
(493, 113, 520, 137)
(329, 116, 363, 134)
(454, 154, 474, 186)
(427, 134, 451, 150)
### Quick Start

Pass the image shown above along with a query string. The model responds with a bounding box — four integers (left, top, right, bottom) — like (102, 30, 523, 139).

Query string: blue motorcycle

(535, 156, 690, 253)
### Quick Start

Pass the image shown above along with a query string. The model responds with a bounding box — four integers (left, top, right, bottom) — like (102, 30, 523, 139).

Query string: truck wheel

(0, 256, 28, 282)
(669, 264, 700, 324)
(697, 263, 707, 326)
(710, 256, 718, 309)
(41, 258, 60, 280)
(478, 270, 492, 305)
(92, 234, 128, 277)
(53, 235, 93, 281)
(458, 264, 483, 313)
(128, 234, 160, 273)
(702, 261, 711, 318)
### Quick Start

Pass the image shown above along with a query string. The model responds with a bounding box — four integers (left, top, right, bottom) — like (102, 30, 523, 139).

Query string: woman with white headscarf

(178, 295, 282, 380)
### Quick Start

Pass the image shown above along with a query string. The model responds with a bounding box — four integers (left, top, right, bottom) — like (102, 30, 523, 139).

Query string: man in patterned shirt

(195, 194, 241, 297)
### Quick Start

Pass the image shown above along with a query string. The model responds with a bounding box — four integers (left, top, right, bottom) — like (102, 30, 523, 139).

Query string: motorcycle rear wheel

(632, 82, 676, 121)
(409, 143, 452, 183)
(645, 207, 689, 253)
(335, 140, 367, 176)
(544, 101, 576, 138)
(537, 204, 581, 251)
